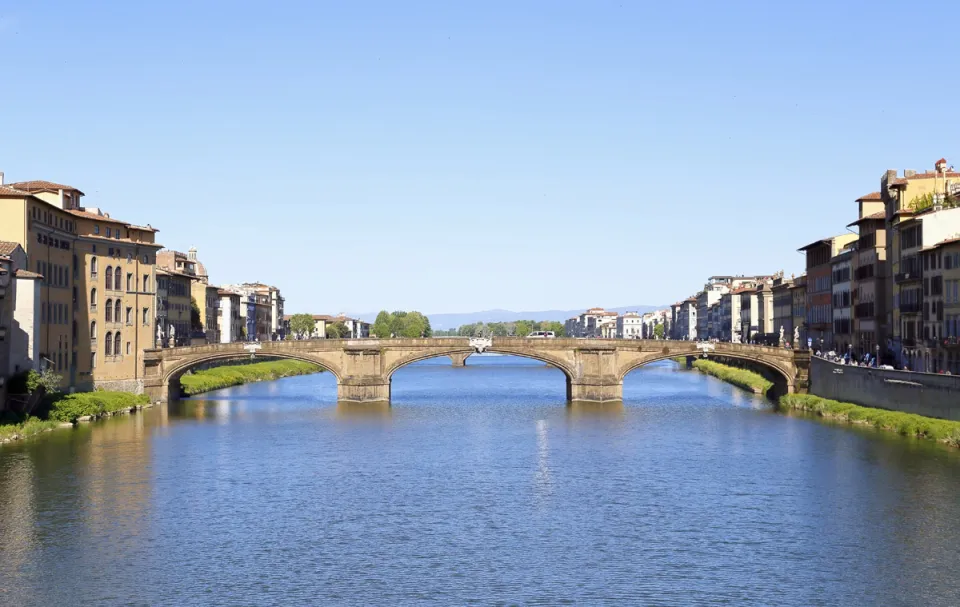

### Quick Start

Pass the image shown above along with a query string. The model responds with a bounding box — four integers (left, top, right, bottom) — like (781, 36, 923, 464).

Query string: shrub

(48, 392, 150, 423)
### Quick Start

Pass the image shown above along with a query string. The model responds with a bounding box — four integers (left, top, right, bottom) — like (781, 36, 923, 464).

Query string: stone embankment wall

(810, 357, 960, 421)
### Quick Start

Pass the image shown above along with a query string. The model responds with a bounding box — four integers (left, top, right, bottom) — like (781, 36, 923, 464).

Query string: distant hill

(351, 305, 666, 331)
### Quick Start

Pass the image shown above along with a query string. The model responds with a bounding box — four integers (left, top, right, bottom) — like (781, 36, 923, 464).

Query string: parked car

(526, 331, 556, 338)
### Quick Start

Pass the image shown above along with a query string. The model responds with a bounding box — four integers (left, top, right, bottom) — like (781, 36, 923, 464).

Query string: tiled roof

(0, 185, 31, 197)
(128, 224, 158, 232)
(0, 241, 20, 256)
(923, 237, 960, 250)
(7, 180, 85, 195)
(15, 269, 42, 279)
(65, 208, 129, 225)
(846, 211, 886, 227)
(856, 192, 882, 202)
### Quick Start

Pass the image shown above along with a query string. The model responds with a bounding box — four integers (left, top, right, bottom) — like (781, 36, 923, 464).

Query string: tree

(654, 323, 665, 340)
(288, 313, 315, 339)
(514, 320, 533, 337)
(372, 310, 392, 338)
(190, 297, 203, 332)
(327, 321, 348, 338)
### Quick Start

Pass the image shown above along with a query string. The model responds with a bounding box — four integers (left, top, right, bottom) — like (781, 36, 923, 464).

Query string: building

(882, 158, 960, 365)
(848, 192, 888, 360)
(791, 275, 807, 347)
(798, 234, 857, 352)
(831, 247, 854, 354)
(157, 247, 221, 344)
(220, 283, 284, 341)
(895, 205, 960, 371)
(0, 243, 42, 404)
(771, 274, 794, 345)
(737, 286, 759, 343)
(218, 290, 243, 343)
(565, 308, 618, 338)
(617, 312, 642, 339)
(0, 178, 162, 391)
(677, 297, 697, 340)
(931, 237, 960, 374)
(155, 268, 192, 346)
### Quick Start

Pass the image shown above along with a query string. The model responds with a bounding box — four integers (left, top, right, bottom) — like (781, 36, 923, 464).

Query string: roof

(65, 208, 129, 225)
(923, 237, 960, 251)
(856, 192, 883, 202)
(217, 289, 240, 297)
(0, 185, 32, 197)
(889, 171, 960, 186)
(0, 241, 20, 256)
(846, 211, 886, 227)
(15, 269, 42, 279)
(797, 238, 832, 252)
(7, 180, 85, 196)
(127, 224, 158, 232)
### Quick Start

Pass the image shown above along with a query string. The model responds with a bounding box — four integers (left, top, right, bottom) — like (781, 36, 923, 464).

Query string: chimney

(0, 171, 4, 185)
(188, 247, 197, 260)
(904, 169, 917, 178)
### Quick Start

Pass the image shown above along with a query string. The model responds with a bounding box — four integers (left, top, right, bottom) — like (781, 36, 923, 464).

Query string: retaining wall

(810, 357, 960, 421)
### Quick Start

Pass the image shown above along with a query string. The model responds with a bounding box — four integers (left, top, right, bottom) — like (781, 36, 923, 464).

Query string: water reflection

(335, 401, 392, 420)
(566, 400, 625, 419)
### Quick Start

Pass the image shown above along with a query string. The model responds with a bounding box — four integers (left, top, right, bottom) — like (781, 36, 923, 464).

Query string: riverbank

(780, 394, 960, 448)
(689, 359, 772, 394)
(0, 391, 153, 444)
(180, 360, 322, 396)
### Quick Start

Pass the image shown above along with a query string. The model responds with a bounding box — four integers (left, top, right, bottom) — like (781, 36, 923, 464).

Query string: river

(1, 357, 959, 606)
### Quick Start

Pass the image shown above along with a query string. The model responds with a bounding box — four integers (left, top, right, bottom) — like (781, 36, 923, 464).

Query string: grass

(691, 359, 773, 394)
(47, 392, 151, 423)
(779, 394, 960, 448)
(180, 360, 322, 396)
(0, 415, 61, 442)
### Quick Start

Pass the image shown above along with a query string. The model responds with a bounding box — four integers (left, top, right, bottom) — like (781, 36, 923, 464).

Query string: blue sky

(3, 1, 959, 314)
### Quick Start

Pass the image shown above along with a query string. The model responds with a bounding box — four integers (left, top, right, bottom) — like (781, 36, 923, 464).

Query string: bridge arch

(618, 351, 797, 394)
(161, 351, 342, 400)
(385, 347, 576, 382)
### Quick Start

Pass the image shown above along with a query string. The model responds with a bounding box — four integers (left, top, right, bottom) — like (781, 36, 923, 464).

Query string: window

(127, 273, 133, 291)
(143, 307, 149, 325)
(106, 227, 112, 238)
(105, 332, 113, 356)
(115, 231, 121, 240)
(105, 299, 113, 322)
(90, 288, 98, 309)
(105, 266, 113, 290)
(114, 267, 121, 290)
(92, 351, 97, 369)
(90, 320, 97, 342)
(143, 274, 149, 292)
(91, 256, 98, 277)
(114, 333, 121, 357)
(126, 307, 132, 325)
(126, 342, 131, 355)
(115, 300, 122, 323)
(127, 252, 132, 262)
(94, 224, 100, 235)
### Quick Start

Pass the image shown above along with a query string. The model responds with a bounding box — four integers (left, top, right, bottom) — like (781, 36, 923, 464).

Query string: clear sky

(3, 1, 959, 314)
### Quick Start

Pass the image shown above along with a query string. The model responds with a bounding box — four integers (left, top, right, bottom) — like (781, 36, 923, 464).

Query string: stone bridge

(143, 338, 809, 404)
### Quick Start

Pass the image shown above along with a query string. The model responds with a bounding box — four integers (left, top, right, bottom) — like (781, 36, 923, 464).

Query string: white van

(526, 331, 556, 338)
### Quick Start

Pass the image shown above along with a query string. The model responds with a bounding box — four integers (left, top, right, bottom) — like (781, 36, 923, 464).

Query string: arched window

(105, 299, 113, 322)
(115, 300, 122, 322)
(90, 256, 98, 277)
(105, 331, 113, 355)
(105, 266, 113, 290)
(114, 332, 122, 357)
(90, 288, 97, 309)
(115, 267, 122, 291)
(90, 320, 97, 341)
(126, 342, 131, 355)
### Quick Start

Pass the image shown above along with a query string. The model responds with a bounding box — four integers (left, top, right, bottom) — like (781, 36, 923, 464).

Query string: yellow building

(158, 248, 219, 344)
(155, 268, 193, 346)
(0, 178, 162, 391)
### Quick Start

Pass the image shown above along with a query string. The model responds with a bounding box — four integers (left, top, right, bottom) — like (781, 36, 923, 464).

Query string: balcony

(895, 271, 921, 283)
(943, 336, 960, 350)
(900, 302, 921, 315)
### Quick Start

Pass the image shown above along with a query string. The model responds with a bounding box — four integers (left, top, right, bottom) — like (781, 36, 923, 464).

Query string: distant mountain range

(351, 305, 666, 330)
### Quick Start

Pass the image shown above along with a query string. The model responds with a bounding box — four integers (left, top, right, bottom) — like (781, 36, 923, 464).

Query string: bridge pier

(337, 378, 391, 404)
(449, 353, 470, 367)
(568, 380, 623, 403)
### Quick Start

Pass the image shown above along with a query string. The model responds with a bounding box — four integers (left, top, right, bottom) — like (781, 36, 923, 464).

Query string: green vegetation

(908, 192, 960, 212)
(48, 392, 151, 423)
(445, 320, 566, 337)
(190, 297, 203, 332)
(691, 359, 773, 394)
(780, 394, 960, 448)
(326, 321, 349, 338)
(180, 360, 322, 396)
(653, 324, 665, 340)
(371, 310, 433, 338)
(288, 313, 316, 339)
(0, 415, 61, 442)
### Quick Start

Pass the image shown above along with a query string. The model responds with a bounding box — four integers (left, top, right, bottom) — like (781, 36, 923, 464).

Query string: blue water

(1, 357, 958, 606)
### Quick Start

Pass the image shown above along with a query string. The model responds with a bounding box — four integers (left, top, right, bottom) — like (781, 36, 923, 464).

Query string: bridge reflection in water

(145, 338, 809, 405)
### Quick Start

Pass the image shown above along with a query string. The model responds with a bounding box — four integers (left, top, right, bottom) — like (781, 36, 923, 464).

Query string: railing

(895, 271, 921, 283)
(900, 302, 921, 314)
